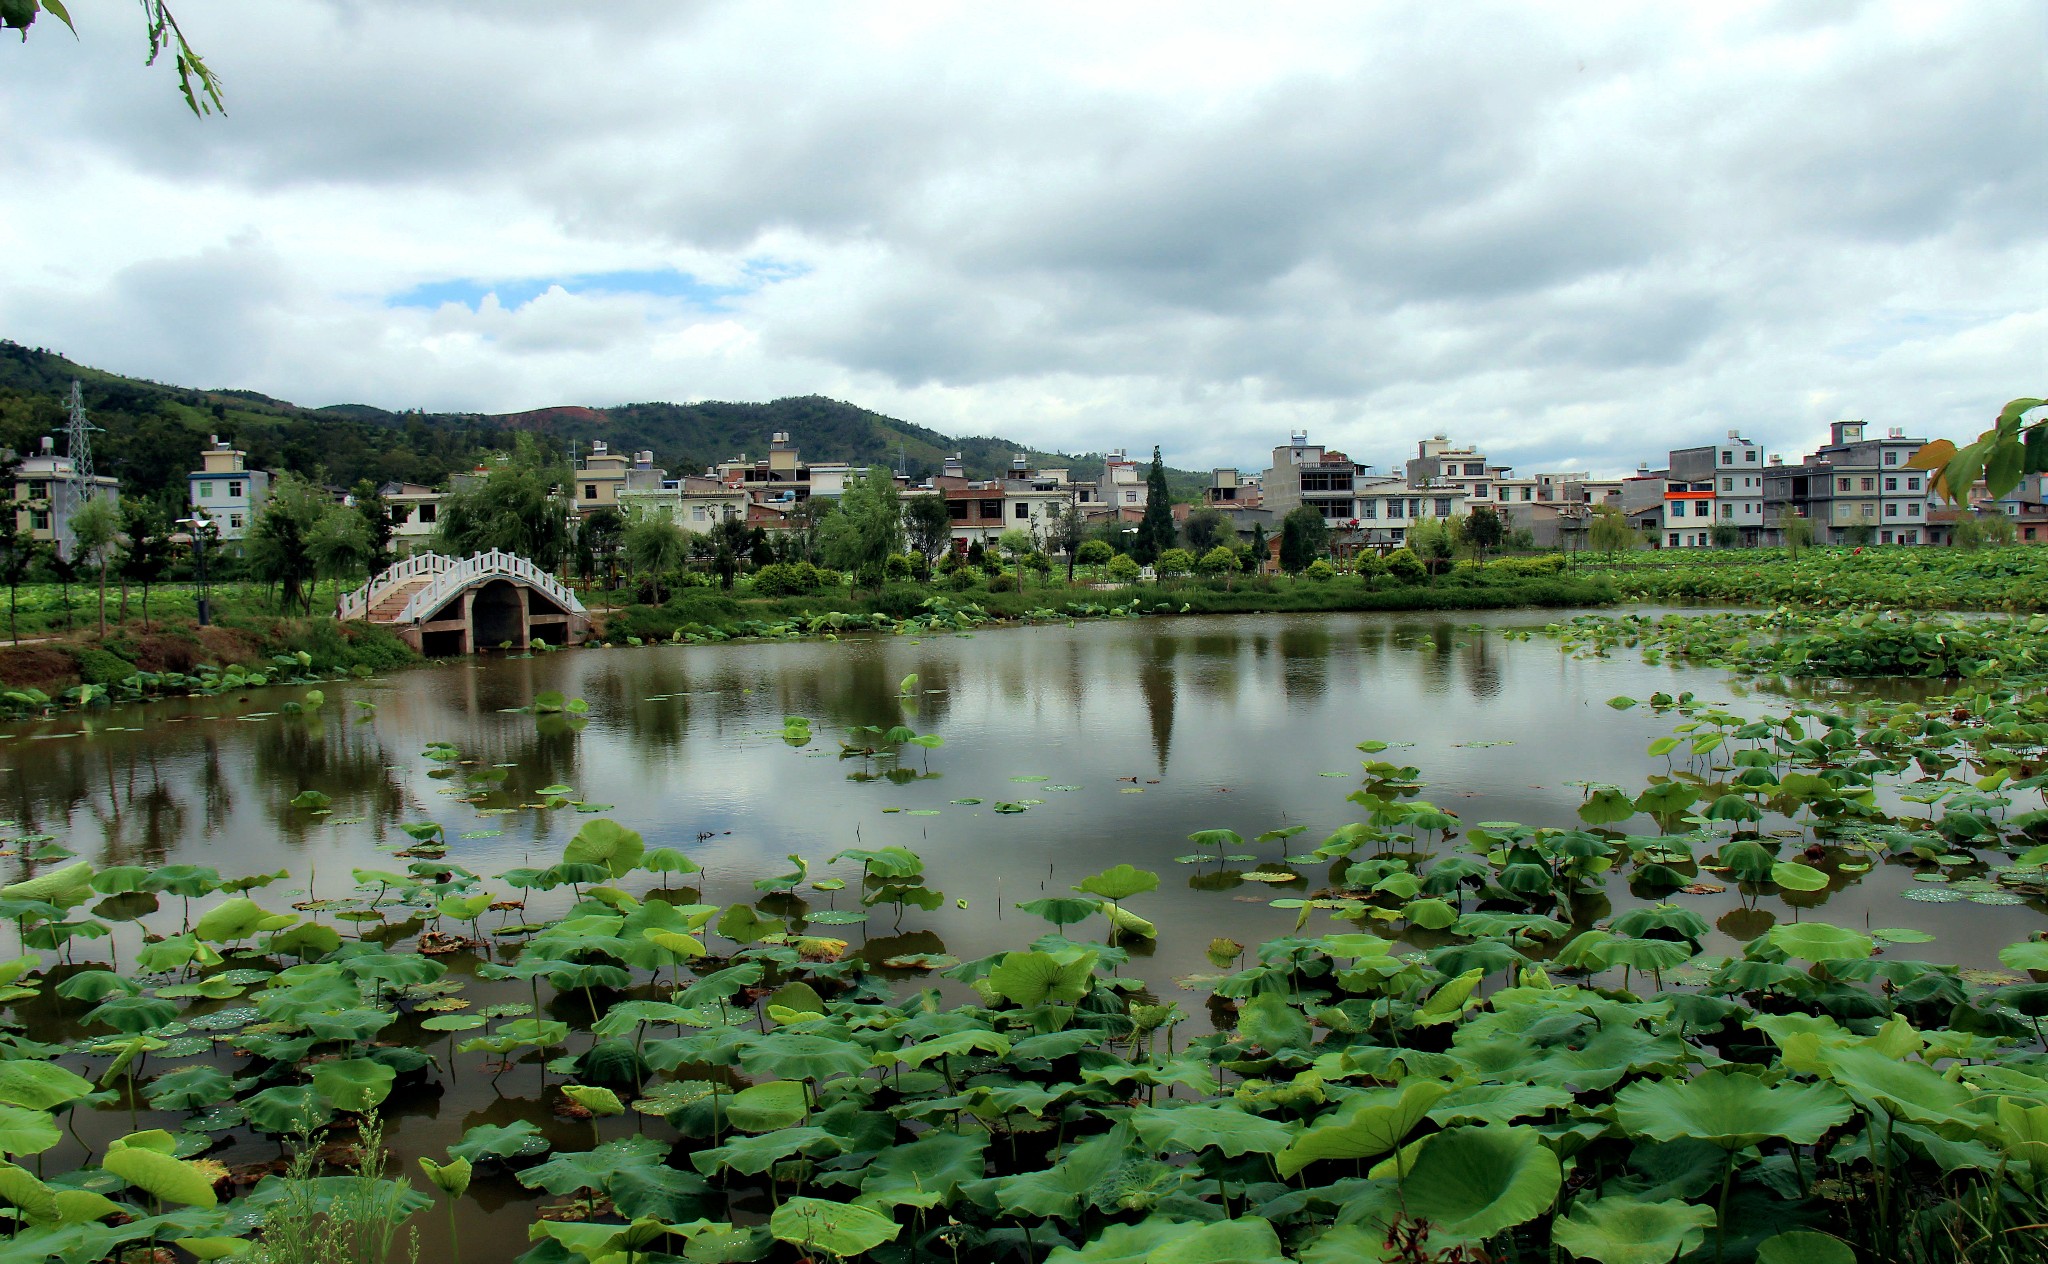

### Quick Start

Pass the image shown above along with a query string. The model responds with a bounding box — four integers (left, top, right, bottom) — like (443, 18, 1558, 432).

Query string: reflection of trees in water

(1415, 621, 1457, 695)
(1183, 633, 1239, 702)
(93, 745, 189, 869)
(1277, 624, 1330, 702)
(254, 713, 411, 848)
(1460, 631, 1503, 700)
(1139, 633, 1178, 775)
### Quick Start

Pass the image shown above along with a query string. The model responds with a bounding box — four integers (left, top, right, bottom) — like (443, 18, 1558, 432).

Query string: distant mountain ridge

(0, 341, 1209, 502)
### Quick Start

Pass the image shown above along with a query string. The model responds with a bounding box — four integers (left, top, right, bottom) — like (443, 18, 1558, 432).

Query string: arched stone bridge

(338, 551, 590, 654)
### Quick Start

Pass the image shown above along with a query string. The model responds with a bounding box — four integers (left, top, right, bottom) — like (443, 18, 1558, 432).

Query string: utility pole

(65, 379, 98, 501)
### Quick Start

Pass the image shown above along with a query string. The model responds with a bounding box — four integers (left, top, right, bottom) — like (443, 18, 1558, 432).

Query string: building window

(1522, 487, 1533, 501)
(1668, 532, 1679, 548)
(1014, 503, 1030, 519)
(229, 513, 244, 530)
(1882, 530, 1894, 544)
(947, 501, 966, 521)
(1471, 482, 1489, 498)
(1722, 477, 1733, 492)
(1694, 502, 1709, 517)
(1408, 499, 1422, 518)
(1744, 450, 1757, 461)
(1884, 477, 1898, 491)
(228, 481, 243, 498)
(1434, 498, 1452, 517)
(1386, 499, 1404, 518)
(1360, 502, 1376, 519)
(419, 504, 437, 524)
(1721, 452, 1732, 465)
(1464, 463, 1485, 476)
(1908, 503, 1920, 517)
(197, 481, 213, 499)
(1721, 503, 1733, 519)
(1124, 490, 1138, 503)
(1885, 503, 1898, 517)
(979, 500, 1003, 519)
(692, 505, 706, 520)
(1861, 477, 1875, 492)
(1838, 478, 1852, 492)
(1884, 451, 1899, 465)
(583, 484, 597, 500)
(1907, 477, 1921, 491)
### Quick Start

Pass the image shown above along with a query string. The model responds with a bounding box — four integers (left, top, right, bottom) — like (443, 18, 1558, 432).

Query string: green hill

(0, 341, 1212, 503)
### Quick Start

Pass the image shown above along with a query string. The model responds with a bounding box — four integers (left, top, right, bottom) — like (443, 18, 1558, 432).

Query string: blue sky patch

(388, 260, 805, 312)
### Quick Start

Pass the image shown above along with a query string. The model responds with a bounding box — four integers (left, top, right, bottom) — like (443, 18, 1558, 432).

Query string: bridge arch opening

(472, 580, 526, 650)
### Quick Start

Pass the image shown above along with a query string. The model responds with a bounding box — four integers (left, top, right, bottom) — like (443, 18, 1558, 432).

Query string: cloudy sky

(2, 1, 2041, 476)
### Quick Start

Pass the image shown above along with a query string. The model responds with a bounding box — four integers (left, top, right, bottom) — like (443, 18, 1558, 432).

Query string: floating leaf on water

(1872, 928, 1937, 943)
(459, 829, 503, 839)
(950, 798, 982, 805)
(1120, 787, 1144, 793)
(183, 1007, 258, 1032)
(1049, 786, 1082, 792)
(1009, 776, 1049, 783)
(1969, 891, 2027, 905)
(905, 810, 941, 816)
(1902, 888, 1963, 903)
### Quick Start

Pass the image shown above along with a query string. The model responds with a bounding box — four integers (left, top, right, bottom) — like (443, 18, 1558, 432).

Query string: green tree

(1155, 547, 1195, 582)
(248, 474, 330, 614)
(0, 502, 44, 644)
(434, 442, 573, 570)
(1132, 446, 1176, 564)
(576, 506, 624, 589)
(818, 467, 905, 590)
(309, 502, 376, 608)
(1590, 506, 1642, 560)
(6, 1, 225, 116)
(904, 492, 953, 579)
(117, 500, 175, 630)
(1775, 511, 1814, 558)
(1246, 521, 1268, 574)
(1107, 553, 1141, 583)
(1074, 538, 1113, 568)
(624, 512, 688, 603)
(1049, 498, 1088, 584)
(350, 480, 395, 564)
(1278, 506, 1329, 574)
(1407, 518, 1456, 574)
(1708, 523, 1740, 549)
(1464, 505, 1505, 562)
(69, 493, 121, 637)
(1183, 507, 1228, 555)
(997, 527, 1035, 593)
(1197, 544, 1238, 586)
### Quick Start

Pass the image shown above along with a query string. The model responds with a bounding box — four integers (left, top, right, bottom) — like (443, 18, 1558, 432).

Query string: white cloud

(0, 0, 2040, 478)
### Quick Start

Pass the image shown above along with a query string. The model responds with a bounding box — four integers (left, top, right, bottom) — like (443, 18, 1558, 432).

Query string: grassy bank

(0, 614, 417, 696)
(1578, 545, 2048, 610)
(598, 570, 1620, 643)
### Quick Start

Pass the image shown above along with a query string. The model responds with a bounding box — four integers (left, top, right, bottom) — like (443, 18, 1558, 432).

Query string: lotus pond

(0, 607, 2044, 1263)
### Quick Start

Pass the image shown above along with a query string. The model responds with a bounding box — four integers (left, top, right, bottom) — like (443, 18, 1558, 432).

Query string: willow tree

(819, 467, 904, 590)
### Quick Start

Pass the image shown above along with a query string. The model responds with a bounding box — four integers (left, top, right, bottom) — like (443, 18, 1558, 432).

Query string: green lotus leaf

(988, 949, 1097, 1007)
(0, 1160, 59, 1224)
(1, 861, 94, 908)
(560, 1084, 625, 1117)
(1601, 938, 1695, 974)
(1766, 922, 1875, 962)
(448, 1120, 551, 1163)
(1238, 991, 1312, 1054)
(0, 1061, 93, 1112)
(1615, 1069, 1852, 1150)
(143, 1066, 234, 1113)
(1553, 1196, 1715, 1264)
(521, 1134, 667, 1196)
(1426, 1083, 1572, 1128)
(1756, 1230, 1857, 1264)
(103, 1140, 217, 1206)
(1277, 1080, 1450, 1178)
(54, 970, 139, 1003)
(1132, 1102, 1293, 1158)
(416, 1155, 471, 1198)
(642, 846, 701, 875)
(1075, 863, 1160, 902)
(846, 1129, 987, 1210)
(725, 1079, 809, 1132)
(714, 903, 783, 946)
(739, 1031, 869, 1083)
(1999, 940, 2048, 972)
(690, 1125, 845, 1177)
(310, 1059, 395, 1113)
(770, 1195, 900, 1259)
(176, 1236, 255, 1260)
(1577, 787, 1637, 825)
(1018, 896, 1102, 927)
(192, 897, 296, 944)
(1400, 1124, 1560, 1241)
(563, 818, 645, 879)
(81, 994, 179, 1035)
(0, 1104, 61, 1155)
(242, 1085, 333, 1135)
(1770, 861, 1829, 892)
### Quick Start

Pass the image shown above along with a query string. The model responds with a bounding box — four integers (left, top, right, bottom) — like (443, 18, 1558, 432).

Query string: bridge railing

(338, 552, 456, 620)
(393, 550, 588, 624)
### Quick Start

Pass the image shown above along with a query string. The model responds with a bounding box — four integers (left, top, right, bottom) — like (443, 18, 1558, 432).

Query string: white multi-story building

(187, 435, 272, 542)
(13, 437, 120, 560)
(1663, 431, 1766, 547)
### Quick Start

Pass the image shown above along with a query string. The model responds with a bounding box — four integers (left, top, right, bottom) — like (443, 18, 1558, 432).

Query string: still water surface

(1, 608, 2033, 1249)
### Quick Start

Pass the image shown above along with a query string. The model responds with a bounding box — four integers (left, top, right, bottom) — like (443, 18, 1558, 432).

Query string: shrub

(1107, 554, 1141, 583)
(885, 553, 916, 580)
(751, 561, 822, 597)
(75, 647, 137, 685)
(1156, 548, 1195, 579)
(1355, 552, 1387, 580)
(871, 584, 930, 621)
(1304, 560, 1337, 581)
(1075, 540, 1114, 567)
(947, 568, 979, 591)
(1384, 549, 1428, 584)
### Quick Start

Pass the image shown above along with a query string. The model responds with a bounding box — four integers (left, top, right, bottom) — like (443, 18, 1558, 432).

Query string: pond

(1, 606, 2039, 1260)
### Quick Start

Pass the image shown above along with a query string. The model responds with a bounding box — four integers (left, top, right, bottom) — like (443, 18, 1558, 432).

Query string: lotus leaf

(449, 1119, 550, 1163)
(1766, 922, 1875, 962)
(1399, 1124, 1560, 1241)
(309, 1058, 395, 1112)
(844, 1129, 987, 1209)
(1277, 1080, 1449, 1177)
(561, 1084, 625, 1116)
(103, 1141, 217, 1206)
(1756, 1230, 1856, 1264)
(988, 950, 1096, 1007)
(770, 1195, 901, 1258)
(1132, 1101, 1292, 1157)
(1615, 1069, 1852, 1150)
(1075, 864, 1159, 902)
(0, 1104, 60, 1155)
(1552, 1196, 1715, 1264)
(562, 817, 645, 879)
